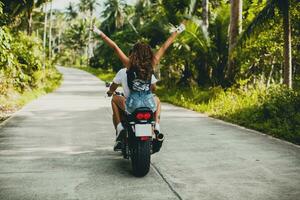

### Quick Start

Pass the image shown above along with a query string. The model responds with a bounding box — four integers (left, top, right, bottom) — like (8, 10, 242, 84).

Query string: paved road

(0, 67, 299, 200)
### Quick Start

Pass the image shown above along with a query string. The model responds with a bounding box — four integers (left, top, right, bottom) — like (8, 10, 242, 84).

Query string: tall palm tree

(43, 2, 48, 69)
(63, 19, 89, 64)
(65, 3, 78, 21)
(134, 0, 152, 26)
(6, 0, 49, 35)
(241, 0, 292, 88)
(202, 0, 209, 29)
(49, 0, 53, 59)
(176, 4, 230, 86)
(78, 0, 98, 60)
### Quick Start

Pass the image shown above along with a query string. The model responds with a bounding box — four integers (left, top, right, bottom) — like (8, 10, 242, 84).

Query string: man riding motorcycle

(107, 66, 161, 150)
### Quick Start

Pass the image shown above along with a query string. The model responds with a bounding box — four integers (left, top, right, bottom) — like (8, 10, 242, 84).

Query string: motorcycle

(121, 106, 164, 177)
(110, 90, 164, 177)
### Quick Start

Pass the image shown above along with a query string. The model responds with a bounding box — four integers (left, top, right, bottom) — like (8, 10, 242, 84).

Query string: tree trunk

(282, 0, 292, 88)
(27, 9, 33, 35)
(58, 27, 62, 53)
(267, 62, 274, 87)
(227, 0, 242, 83)
(87, 10, 93, 65)
(49, 1, 53, 60)
(202, 0, 209, 29)
(43, 3, 48, 70)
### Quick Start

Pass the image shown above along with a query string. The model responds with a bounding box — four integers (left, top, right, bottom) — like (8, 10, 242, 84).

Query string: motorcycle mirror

(105, 82, 111, 88)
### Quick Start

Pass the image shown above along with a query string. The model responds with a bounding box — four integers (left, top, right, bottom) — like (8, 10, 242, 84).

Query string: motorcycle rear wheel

(130, 140, 151, 177)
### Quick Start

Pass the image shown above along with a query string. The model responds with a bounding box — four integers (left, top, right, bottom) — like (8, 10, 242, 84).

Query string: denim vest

(125, 70, 156, 113)
(126, 91, 156, 114)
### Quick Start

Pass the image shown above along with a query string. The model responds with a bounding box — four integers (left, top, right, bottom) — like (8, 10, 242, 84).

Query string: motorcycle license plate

(135, 124, 152, 137)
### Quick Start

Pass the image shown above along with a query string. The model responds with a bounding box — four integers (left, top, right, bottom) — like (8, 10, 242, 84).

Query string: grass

(157, 83, 300, 145)
(0, 68, 62, 122)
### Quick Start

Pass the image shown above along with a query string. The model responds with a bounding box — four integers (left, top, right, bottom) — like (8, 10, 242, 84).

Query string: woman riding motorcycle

(92, 22, 186, 149)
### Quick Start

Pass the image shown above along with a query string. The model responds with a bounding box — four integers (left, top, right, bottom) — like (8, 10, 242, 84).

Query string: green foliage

(12, 32, 44, 90)
(101, 0, 126, 35)
(0, 67, 62, 121)
(158, 82, 300, 144)
(63, 19, 89, 53)
(0, 31, 46, 93)
(59, 19, 89, 66)
(161, 3, 230, 87)
(0, 2, 62, 120)
(162, 0, 191, 23)
(223, 85, 300, 143)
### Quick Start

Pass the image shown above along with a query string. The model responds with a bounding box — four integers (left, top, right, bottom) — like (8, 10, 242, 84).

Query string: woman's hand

(170, 21, 186, 33)
(176, 23, 186, 33)
(153, 21, 187, 67)
(92, 25, 130, 67)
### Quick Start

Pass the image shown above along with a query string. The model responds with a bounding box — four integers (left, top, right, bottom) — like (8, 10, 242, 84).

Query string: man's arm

(93, 26, 130, 68)
(150, 84, 157, 92)
(107, 83, 119, 97)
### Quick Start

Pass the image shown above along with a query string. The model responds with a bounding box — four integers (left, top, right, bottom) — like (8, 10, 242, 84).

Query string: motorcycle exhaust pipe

(156, 132, 164, 142)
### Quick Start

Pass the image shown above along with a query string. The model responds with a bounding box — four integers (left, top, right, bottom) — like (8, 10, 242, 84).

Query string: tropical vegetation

(0, 0, 61, 121)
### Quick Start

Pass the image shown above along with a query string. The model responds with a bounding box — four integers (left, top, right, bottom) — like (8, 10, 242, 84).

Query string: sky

(52, 0, 137, 11)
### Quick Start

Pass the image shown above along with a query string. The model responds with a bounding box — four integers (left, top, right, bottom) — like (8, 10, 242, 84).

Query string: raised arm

(152, 23, 186, 67)
(93, 26, 130, 68)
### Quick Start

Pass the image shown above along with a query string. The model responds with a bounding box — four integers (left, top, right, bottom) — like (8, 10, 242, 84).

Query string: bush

(11, 32, 45, 91)
(157, 82, 300, 144)
(0, 17, 62, 121)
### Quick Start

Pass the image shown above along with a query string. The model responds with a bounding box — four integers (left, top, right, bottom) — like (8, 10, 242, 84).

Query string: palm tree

(226, 0, 243, 83)
(65, 3, 78, 21)
(6, 0, 49, 35)
(241, 0, 292, 88)
(202, 0, 209, 29)
(62, 19, 89, 64)
(176, 4, 230, 86)
(101, 0, 126, 34)
(78, 0, 98, 61)
(43, 2, 48, 69)
(49, 0, 53, 59)
(54, 12, 67, 53)
(134, 0, 152, 27)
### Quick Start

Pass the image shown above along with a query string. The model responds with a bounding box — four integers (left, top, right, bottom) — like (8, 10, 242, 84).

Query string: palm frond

(179, 18, 210, 53)
(36, 0, 47, 8)
(239, 0, 278, 44)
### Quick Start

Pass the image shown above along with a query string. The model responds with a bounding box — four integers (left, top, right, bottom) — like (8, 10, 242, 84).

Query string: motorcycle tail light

(135, 112, 151, 120)
(136, 113, 145, 120)
(143, 112, 151, 120)
(140, 136, 149, 141)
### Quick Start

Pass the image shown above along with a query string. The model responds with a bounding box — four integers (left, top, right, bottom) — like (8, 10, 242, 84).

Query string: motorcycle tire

(130, 140, 151, 177)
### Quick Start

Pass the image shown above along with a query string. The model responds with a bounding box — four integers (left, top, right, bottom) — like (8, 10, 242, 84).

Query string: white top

(113, 68, 158, 98)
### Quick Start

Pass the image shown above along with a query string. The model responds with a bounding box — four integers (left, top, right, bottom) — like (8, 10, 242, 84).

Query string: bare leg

(154, 96, 161, 123)
(111, 95, 126, 128)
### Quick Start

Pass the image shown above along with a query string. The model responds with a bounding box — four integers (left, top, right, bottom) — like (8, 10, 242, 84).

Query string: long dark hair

(128, 42, 154, 81)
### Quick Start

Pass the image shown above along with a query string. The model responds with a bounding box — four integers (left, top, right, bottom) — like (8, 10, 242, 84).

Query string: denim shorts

(125, 91, 157, 114)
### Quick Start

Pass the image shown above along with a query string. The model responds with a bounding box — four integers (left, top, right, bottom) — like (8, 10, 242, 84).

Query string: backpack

(127, 69, 151, 92)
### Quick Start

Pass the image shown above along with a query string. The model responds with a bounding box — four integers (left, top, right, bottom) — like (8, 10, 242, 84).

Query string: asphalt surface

(0, 66, 299, 200)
